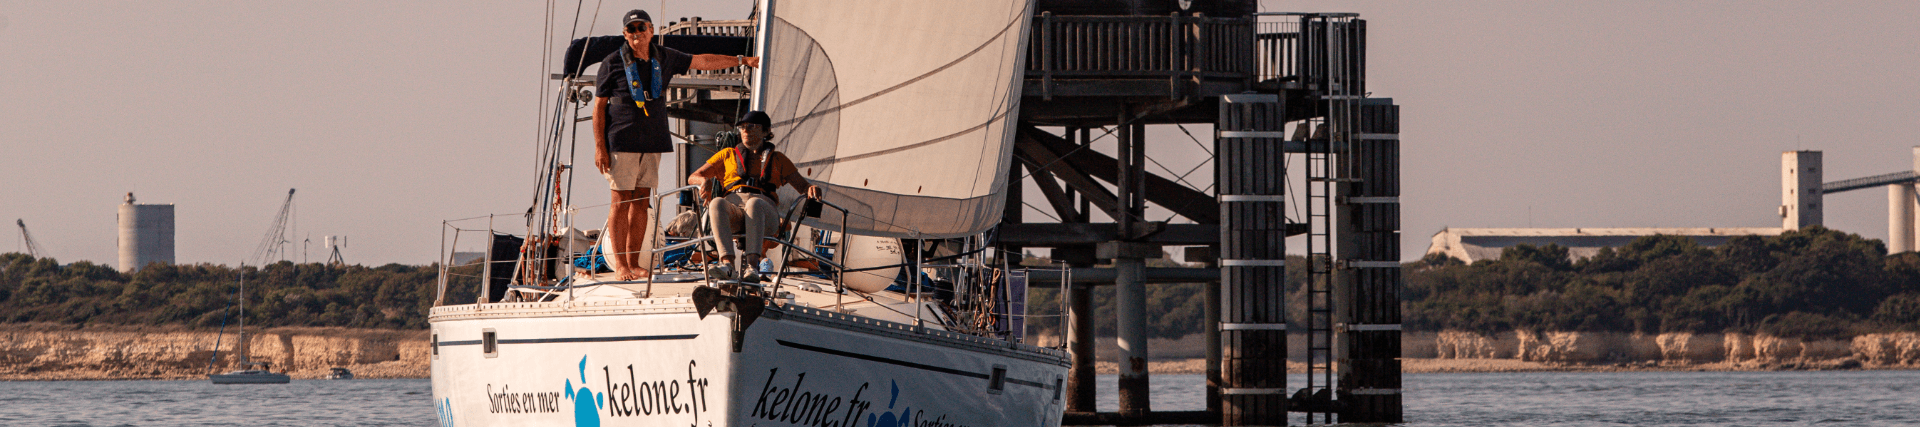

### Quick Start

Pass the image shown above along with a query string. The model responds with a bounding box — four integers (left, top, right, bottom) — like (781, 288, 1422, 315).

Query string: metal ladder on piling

(1301, 13, 1360, 425)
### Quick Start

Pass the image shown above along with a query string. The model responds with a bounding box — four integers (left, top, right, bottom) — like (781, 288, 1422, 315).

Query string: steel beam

(1015, 132, 1123, 215)
(1021, 125, 1220, 224)
(997, 223, 1217, 246)
(1022, 159, 1085, 224)
(1824, 170, 1918, 194)
(1025, 267, 1221, 285)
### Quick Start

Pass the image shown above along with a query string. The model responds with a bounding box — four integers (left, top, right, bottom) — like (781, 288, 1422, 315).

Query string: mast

(748, 0, 774, 110)
(238, 268, 248, 366)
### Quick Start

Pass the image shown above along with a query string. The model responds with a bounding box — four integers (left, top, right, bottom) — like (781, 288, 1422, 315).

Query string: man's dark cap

(623, 10, 652, 26)
(736, 111, 772, 129)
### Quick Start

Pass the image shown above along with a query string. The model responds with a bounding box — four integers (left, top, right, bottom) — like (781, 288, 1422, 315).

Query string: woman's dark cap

(736, 111, 772, 129)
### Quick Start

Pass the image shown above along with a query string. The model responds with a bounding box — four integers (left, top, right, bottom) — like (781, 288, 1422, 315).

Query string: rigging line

(1009, 114, 1137, 183)
(566, 0, 585, 41)
(1158, 182, 1216, 224)
(768, 11, 1023, 128)
(563, 0, 602, 82)
(1173, 123, 1215, 156)
(563, 97, 583, 234)
(1143, 153, 1205, 193)
(1285, 153, 1300, 222)
(533, 0, 562, 176)
(1172, 155, 1211, 185)
(1022, 201, 1063, 222)
(530, 94, 570, 228)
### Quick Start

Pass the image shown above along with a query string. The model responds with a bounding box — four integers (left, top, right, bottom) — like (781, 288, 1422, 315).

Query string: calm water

(3, 371, 1917, 426)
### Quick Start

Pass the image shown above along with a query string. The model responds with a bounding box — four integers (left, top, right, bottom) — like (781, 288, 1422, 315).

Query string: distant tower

(1782, 151, 1822, 230)
(117, 192, 175, 272)
(324, 235, 346, 266)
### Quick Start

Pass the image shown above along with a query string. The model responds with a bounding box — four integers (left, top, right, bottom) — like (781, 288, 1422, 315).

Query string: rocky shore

(6, 324, 1918, 380)
(1045, 330, 1920, 375)
(0, 323, 427, 381)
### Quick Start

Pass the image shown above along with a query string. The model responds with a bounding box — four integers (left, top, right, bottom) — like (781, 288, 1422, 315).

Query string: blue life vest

(621, 44, 665, 116)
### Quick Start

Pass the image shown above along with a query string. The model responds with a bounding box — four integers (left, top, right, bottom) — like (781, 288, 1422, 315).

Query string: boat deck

(456, 270, 956, 329)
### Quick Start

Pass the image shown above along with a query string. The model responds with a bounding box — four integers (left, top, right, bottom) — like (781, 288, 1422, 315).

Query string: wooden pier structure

(650, 1, 1403, 423)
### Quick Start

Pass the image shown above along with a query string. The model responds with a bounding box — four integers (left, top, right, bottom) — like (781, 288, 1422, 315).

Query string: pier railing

(1025, 13, 1255, 81)
(1256, 12, 1366, 94)
(653, 14, 1366, 99)
(660, 18, 755, 82)
(1023, 12, 1365, 95)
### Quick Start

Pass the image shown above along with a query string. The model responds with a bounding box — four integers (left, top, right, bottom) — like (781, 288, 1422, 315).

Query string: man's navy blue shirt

(596, 45, 693, 153)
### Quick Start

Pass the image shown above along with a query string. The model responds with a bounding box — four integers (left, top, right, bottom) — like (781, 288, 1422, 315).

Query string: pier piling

(1066, 281, 1096, 412)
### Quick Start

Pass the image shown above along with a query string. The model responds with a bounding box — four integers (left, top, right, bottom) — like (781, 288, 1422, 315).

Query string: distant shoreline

(1098, 357, 1912, 375)
(11, 357, 1906, 381)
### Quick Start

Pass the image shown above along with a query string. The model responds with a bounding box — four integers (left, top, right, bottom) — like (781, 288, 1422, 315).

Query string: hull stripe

(776, 339, 1055, 390)
(777, 339, 990, 379)
(500, 334, 699, 344)
(437, 334, 697, 346)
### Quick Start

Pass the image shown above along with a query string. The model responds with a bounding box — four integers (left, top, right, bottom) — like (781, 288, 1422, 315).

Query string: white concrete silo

(117, 192, 175, 272)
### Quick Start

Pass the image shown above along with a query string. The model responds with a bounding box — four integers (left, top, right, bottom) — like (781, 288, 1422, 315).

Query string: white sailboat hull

(431, 300, 1068, 427)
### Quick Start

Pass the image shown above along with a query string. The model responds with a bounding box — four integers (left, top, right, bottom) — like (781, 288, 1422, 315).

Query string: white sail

(760, 0, 1036, 238)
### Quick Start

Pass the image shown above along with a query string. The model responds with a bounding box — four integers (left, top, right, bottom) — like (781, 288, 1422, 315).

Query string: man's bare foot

(615, 269, 647, 281)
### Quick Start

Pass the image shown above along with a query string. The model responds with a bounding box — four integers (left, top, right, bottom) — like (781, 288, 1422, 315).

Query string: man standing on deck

(595, 9, 760, 280)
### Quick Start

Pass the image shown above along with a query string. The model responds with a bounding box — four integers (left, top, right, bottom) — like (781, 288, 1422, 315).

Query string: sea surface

(3, 370, 1917, 426)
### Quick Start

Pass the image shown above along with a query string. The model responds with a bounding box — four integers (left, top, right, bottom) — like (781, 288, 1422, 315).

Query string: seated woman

(687, 111, 820, 280)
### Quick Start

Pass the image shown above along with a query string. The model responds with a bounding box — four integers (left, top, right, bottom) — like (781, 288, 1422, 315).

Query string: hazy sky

(3, 1, 1917, 266)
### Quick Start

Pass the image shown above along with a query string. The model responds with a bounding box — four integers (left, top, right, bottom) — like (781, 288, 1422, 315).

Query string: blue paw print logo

(564, 355, 605, 427)
(866, 380, 909, 427)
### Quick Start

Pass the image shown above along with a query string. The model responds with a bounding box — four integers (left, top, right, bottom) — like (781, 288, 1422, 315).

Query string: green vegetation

(0, 253, 475, 329)
(1407, 226, 1920, 338)
(1028, 227, 1920, 340)
(1021, 257, 1258, 340)
(7, 225, 1916, 339)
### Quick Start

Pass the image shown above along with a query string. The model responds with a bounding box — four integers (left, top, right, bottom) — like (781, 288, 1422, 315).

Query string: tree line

(0, 253, 476, 329)
(1407, 226, 1920, 338)
(1026, 226, 1920, 340)
(7, 225, 1918, 339)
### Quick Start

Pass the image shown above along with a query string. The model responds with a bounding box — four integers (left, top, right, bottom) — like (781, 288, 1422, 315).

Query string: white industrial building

(116, 193, 174, 272)
(1425, 227, 1784, 264)
(1428, 148, 1919, 264)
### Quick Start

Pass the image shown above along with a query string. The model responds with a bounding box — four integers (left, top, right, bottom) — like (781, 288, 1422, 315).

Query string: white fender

(840, 234, 903, 293)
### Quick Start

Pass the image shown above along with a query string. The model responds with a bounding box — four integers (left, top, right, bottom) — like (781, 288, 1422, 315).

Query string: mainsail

(757, 0, 1036, 238)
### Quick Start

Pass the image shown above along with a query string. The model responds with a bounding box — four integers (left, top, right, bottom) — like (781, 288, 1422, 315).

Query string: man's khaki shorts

(604, 152, 661, 191)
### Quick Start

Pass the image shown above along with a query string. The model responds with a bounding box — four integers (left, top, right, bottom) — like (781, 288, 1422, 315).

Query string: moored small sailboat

(209, 266, 289, 385)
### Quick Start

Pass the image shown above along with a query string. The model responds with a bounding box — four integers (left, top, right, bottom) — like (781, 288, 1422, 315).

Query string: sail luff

(760, 0, 1037, 238)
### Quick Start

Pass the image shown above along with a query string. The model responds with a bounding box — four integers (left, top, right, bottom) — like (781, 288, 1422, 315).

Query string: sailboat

(209, 266, 291, 384)
(429, 0, 1062, 425)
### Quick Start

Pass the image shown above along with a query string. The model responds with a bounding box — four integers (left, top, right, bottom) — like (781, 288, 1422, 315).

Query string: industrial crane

(16, 219, 47, 258)
(248, 189, 296, 265)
